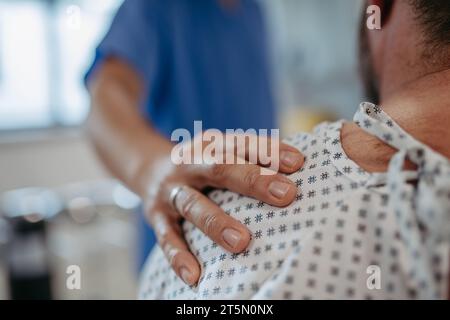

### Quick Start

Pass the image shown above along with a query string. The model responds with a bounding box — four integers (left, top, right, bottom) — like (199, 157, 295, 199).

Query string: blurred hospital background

(0, 0, 363, 299)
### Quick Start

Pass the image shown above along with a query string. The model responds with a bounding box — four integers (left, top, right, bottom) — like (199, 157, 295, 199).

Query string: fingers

(173, 186, 251, 253)
(208, 161, 298, 207)
(220, 133, 304, 173)
(278, 143, 305, 173)
(151, 212, 201, 286)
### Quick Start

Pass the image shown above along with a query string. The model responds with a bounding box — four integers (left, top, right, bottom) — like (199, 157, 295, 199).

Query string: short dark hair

(409, 0, 450, 49)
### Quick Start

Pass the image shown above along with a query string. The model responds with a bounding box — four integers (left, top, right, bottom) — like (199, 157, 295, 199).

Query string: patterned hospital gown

(139, 103, 450, 300)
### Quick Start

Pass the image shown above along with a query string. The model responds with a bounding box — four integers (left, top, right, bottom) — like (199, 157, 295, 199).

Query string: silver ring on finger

(169, 186, 185, 210)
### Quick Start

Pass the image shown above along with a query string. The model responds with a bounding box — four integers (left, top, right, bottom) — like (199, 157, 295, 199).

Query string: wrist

(134, 143, 174, 198)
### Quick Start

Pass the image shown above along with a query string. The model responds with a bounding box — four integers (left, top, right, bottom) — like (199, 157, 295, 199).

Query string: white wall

(0, 129, 108, 194)
(263, 0, 364, 118)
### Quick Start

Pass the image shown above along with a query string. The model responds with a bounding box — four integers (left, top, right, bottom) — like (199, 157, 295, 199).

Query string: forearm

(86, 61, 172, 197)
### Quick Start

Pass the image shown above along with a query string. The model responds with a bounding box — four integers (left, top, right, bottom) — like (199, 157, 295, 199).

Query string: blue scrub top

(86, 0, 276, 268)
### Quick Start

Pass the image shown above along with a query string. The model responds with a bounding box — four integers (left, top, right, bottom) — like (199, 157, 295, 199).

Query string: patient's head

(360, 0, 450, 103)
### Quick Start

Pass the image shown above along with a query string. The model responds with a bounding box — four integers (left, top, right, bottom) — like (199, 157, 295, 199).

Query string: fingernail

(281, 151, 302, 168)
(180, 267, 193, 285)
(269, 181, 291, 199)
(222, 228, 242, 249)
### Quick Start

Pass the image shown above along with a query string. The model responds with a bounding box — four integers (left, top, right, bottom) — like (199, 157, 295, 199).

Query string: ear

(368, 0, 394, 26)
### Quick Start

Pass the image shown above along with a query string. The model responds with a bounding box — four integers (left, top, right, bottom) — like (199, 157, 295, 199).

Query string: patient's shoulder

(206, 120, 344, 206)
(283, 120, 343, 149)
(203, 120, 347, 231)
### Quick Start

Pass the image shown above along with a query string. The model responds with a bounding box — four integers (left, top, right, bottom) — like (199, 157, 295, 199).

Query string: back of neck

(380, 68, 450, 159)
(341, 68, 450, 173)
